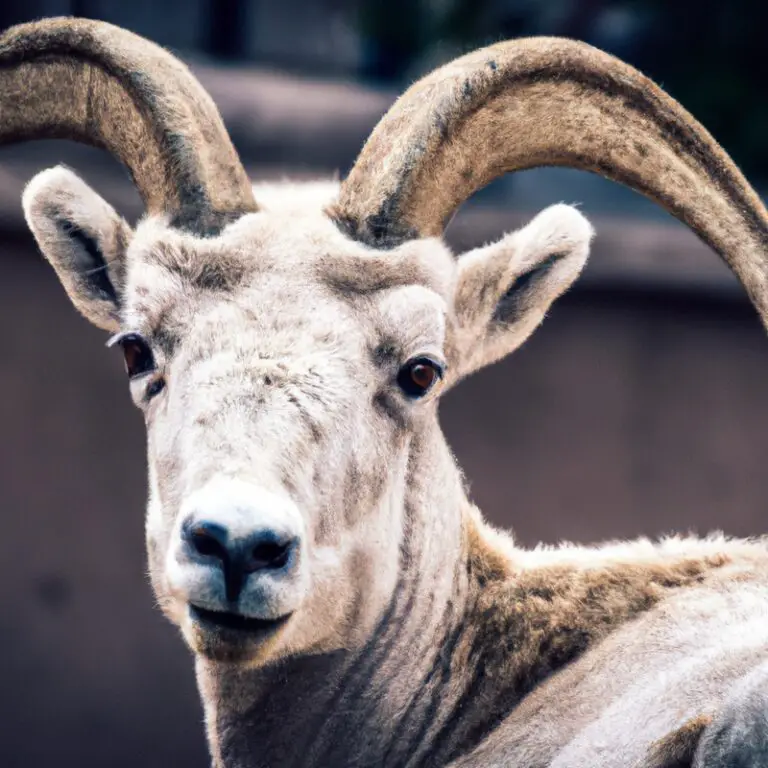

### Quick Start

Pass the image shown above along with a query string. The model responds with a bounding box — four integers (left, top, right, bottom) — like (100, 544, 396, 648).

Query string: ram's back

(452, 561, 768, 767)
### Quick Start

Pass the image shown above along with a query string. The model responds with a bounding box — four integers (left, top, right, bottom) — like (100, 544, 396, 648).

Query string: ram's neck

(196, 425, 474, 768)
(194, 428, 734, 768)
(413, 523, 735, 765)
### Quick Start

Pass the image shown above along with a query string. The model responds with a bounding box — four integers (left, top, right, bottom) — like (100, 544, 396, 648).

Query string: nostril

(192, 530, 226, 559)
(181, 511, 299, 596)
(250, 540, 292, 571)
(185, 521, 230, 563)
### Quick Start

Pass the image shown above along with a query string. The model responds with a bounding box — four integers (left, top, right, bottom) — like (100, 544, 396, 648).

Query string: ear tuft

(490, 204, 593, 327)
(23, 166, 132, 332)
(515, 203, 594, 265)
(448, 204, 593, 387)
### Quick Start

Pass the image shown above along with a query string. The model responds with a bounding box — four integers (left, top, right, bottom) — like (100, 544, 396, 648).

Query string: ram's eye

(397, 357, 444, 398)
(117, 334, 156, 378)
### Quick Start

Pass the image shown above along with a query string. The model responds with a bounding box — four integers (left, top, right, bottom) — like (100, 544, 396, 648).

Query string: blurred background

(2, 1, 768, 766)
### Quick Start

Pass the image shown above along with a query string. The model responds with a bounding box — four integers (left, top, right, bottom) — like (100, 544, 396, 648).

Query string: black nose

(182, 520, 296, 602)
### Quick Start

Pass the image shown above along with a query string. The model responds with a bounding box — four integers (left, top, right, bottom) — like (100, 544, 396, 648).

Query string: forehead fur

(120, 180, 456, 345)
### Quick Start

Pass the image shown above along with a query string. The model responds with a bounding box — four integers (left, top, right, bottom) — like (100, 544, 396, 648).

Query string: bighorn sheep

(7, 16, 768, 768)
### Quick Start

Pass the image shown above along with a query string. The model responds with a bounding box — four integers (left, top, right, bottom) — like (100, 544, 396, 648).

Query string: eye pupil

(115, 333, 159, 379)
(411, 364, 435, 389)
(112, 332, 165, 401)
(122, 342, 142, 374)
(120, 338, 154, 378)
(397, 357, 444, 398)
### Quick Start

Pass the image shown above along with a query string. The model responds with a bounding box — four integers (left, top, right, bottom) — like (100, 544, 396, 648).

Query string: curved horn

(0, 17, 257, 234)
(334, 38, 768, 324)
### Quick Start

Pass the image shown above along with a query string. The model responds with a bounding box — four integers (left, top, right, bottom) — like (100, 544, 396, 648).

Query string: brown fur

(641, 715, 712, 768)
(415, 515, 732, 762)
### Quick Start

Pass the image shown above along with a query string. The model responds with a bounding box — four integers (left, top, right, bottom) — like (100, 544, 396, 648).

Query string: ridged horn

(0, 17, 257, 234)
(333, 38, 768, 324)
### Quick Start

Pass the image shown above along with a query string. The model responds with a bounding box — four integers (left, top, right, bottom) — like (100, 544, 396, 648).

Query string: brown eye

(117, 334, 155, 379)
(397, 357, 444, 398)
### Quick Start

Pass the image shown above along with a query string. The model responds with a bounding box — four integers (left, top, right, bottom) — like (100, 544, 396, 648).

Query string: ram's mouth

(189, 605, 290, 634)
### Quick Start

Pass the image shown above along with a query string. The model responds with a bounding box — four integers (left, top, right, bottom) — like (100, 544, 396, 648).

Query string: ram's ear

(22, 166, 132, 332)
(446, 204, 593, 387)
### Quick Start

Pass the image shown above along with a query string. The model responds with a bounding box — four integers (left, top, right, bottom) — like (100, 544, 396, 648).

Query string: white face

(116, 203, 457, 664)
(24, 170, 592, 665)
